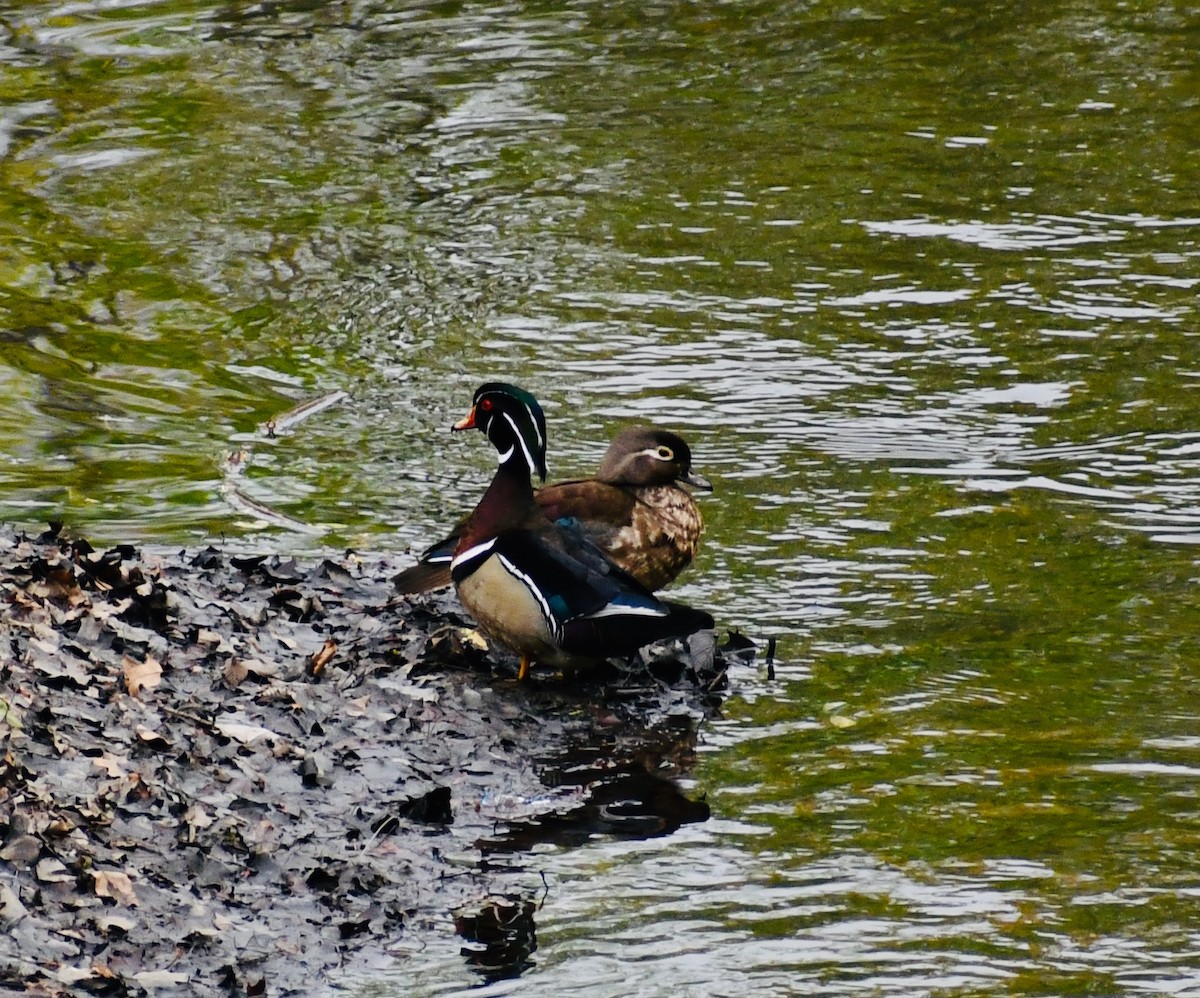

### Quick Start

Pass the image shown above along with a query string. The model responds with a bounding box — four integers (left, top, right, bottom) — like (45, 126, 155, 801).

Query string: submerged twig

(218, 453, 325, 535)
(217, 386, 352, 535)
(264, 389, 350, 438)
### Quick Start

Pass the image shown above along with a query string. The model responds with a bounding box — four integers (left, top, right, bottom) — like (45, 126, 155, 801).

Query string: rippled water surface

(3, 1, 1200, 995)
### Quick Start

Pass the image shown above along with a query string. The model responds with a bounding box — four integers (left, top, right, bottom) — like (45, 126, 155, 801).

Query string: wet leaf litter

(0, 522, 747, 995)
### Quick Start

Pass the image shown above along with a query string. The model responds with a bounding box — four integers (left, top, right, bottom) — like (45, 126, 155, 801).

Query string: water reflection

(456, 897, 539, 984)
(437, 672, 722, 989)
(863, 213, 1129, 251)
(480, 738, 711, 853)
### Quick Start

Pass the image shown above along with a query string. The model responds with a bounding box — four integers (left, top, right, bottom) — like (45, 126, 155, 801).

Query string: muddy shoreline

(0, 523, 744, 995)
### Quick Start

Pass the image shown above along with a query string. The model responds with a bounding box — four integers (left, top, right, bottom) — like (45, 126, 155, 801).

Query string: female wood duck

(446, 382, 714, 679)
(393, 426, 711, 595)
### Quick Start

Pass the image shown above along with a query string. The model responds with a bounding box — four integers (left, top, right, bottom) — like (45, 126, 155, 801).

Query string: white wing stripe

(584, 603, 667, 621)
(451, 538, 497, 570)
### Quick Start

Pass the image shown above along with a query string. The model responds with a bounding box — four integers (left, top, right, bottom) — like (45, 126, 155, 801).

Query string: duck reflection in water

(456, 897, 539, 983)
(477, 712, 708, 854)
(456, 714, 709, 981)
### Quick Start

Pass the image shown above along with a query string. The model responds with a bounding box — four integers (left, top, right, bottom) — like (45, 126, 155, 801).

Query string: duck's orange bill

(452, 406, 477, 431)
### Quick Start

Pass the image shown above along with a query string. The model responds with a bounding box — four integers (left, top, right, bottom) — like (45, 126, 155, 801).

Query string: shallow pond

(2, 1, 1200, 994)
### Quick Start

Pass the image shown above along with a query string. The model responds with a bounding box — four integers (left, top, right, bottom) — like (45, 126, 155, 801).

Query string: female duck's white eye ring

(655, 446, 674, 461)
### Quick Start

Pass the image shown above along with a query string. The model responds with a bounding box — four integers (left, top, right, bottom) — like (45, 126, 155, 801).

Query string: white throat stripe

(501, 410, 538, 474)
(525, 401, 544, 449)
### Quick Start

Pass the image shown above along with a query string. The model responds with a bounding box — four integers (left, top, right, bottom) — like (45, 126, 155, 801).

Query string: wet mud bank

(0, 524, 746, 995)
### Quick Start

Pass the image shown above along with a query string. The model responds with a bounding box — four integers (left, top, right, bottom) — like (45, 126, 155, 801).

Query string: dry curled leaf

(91, 752, 129, 778)
(214, 718, 276, 745)
(0, 883, 28, 925)
(123, 654, 162, 698)
(93, 869, 137, 906)
(222, 658, 248, 688)
(35, 858, 72, 884)
(182, 804, 214, 843)
(307, 638, 337, 678)
(224, 657, 279, 688)
(56, 967, 97, 985)
(0, 835, 40, 863)
(0, 697, 23, 731)
(133, 970, 190, 988)
(135, 724, 171, 749)
(94, 913, 136, 934)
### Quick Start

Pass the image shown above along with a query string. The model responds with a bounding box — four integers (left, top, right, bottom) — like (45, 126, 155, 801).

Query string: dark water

(3, 2, 1199, 994)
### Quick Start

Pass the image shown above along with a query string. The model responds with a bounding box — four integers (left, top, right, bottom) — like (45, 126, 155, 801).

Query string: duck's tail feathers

(392, 560, 453, 595)
(562, 600, 713, 657)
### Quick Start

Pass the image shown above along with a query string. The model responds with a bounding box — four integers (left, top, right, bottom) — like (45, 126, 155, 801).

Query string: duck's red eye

(479, 398, 494, 412)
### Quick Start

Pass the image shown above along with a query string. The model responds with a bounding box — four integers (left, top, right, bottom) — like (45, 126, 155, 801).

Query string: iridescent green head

(452, 382, 548, 482)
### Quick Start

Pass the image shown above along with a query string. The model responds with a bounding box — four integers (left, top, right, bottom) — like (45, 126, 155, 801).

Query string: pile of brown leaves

(0, 524, 736, 995)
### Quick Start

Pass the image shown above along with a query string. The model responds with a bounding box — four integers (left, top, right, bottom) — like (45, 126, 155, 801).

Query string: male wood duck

(446, 382, 714, 679)
(393, 426, 711, 595)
